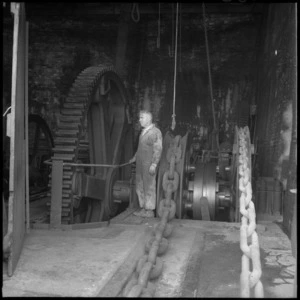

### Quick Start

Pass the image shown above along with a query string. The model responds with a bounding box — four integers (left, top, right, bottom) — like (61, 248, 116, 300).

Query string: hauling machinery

(47, 64, 134, 224)
(47, 63, 253, 225)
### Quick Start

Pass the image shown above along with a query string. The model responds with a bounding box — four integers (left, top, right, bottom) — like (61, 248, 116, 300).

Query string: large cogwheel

(47, 64, 133, 224)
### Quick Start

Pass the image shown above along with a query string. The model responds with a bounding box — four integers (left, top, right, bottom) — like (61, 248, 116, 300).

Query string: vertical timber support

(6, 2, 27, 277)
(25, 21, 29, 233)
(115, 4, 131, 78)
(50, 160, 63, 229)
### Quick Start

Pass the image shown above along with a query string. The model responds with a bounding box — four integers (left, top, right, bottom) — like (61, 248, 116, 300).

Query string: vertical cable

(202, 2, 218, 149)
(171, 3, 179, 131)
(171, 3, 174, 57)
(179, 3, 182, 73)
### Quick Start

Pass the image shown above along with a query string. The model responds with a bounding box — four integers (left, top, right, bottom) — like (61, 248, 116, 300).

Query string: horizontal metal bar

(43, 159, 132, 169)
(31, 221, 109, 230)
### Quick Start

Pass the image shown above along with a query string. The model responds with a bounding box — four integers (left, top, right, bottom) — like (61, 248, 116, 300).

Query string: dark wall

(27, 16, 120, 133)
(129, 9, 261, 143)
(3, 4, 261, 144)
(2, 3, 296, 231)
(3, 16, 13, 111)
(254, 3, 296, 235)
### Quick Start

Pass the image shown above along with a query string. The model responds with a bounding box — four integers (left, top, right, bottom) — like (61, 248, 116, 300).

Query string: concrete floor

(2, 198, 297, 297)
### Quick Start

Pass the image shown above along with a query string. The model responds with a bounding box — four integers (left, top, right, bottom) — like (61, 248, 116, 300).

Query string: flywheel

(47, 64, 133, 224)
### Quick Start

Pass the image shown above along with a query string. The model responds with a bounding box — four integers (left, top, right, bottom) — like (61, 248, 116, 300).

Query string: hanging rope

(202, 2, 219, 150)
(131, 3, 140, 23)
(179, 3, 182, 73)
(157, 3, 161, 48)
(171, 3, 179, 131)
(169, 3, 174, 57)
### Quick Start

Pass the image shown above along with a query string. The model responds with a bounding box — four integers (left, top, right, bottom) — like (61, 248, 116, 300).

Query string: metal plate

(156, 132, 175, 215)
(193, 163, 204, 220)
(232, 126, 240, 222)
(203, 162, 217, 220)
(193, 162, 217, 220)
(177, 132, 189, 219)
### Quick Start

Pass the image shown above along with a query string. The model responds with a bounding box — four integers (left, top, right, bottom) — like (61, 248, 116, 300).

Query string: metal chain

(122, 135, 181, 297)
(238, 127, 264, 298)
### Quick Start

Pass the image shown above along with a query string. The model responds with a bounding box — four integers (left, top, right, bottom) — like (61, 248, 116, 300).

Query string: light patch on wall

(153, 93, 161, 123)
(274, 102, 293, 190)
(197, 104, 201, 119)
(152, 79, 163, 123)
(224, 87, 232, 133)
(225, 87, 232, 117)
(153, 79, 166, 123)
(142, 86, 151, 111)
(161, 80, 166, 94)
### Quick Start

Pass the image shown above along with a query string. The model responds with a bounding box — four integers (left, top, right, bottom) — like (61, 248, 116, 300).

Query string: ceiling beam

(25, 3, 265, 17)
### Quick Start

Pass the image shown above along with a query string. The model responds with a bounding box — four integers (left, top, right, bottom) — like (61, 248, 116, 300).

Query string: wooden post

(25, 21, 29, 233)
(115, 4, 131, 78)
(7, 2, 27, 277)
(3, 195, 8, 238)
(50, 160, 63, 229)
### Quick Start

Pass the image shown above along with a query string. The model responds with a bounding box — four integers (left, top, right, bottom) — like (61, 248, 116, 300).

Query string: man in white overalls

(129, 110, 163, 218)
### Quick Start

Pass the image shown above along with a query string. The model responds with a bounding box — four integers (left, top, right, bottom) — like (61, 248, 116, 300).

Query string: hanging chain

(122, 135, 181, 297)
(238, 127, 264, 298)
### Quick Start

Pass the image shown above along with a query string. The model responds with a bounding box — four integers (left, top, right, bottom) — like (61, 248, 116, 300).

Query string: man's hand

(149, 164, 157, 175)
(129, 156, 136, 164)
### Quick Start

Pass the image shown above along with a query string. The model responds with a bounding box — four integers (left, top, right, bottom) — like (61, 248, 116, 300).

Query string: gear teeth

(56, 129, 79, 137)
(53, 146, 76, 153)
(55, 137, 77, 145)
(63, 103, 86, 109)
(61, 108, 83, 116)
(59, 115, 82, 123)
(47, 65, 121, 224)
(58, 122, 79, 130)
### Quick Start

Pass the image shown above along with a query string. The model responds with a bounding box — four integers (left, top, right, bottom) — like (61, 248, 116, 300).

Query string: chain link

(238, 127, 264, 298)
(122, 135, 182, 297)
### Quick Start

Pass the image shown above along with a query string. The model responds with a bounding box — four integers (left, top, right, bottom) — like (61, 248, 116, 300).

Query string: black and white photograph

(2, 2, 297, 297)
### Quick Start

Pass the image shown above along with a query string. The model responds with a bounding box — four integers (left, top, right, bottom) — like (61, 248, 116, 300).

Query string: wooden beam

(7, 2, 27, 277)
(31, 221, 109, 230)
(50, 160, 63, 229)
(25, 3, 265, 17)
(115, 4, 131, 77)
(25, 21, 29, 233)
